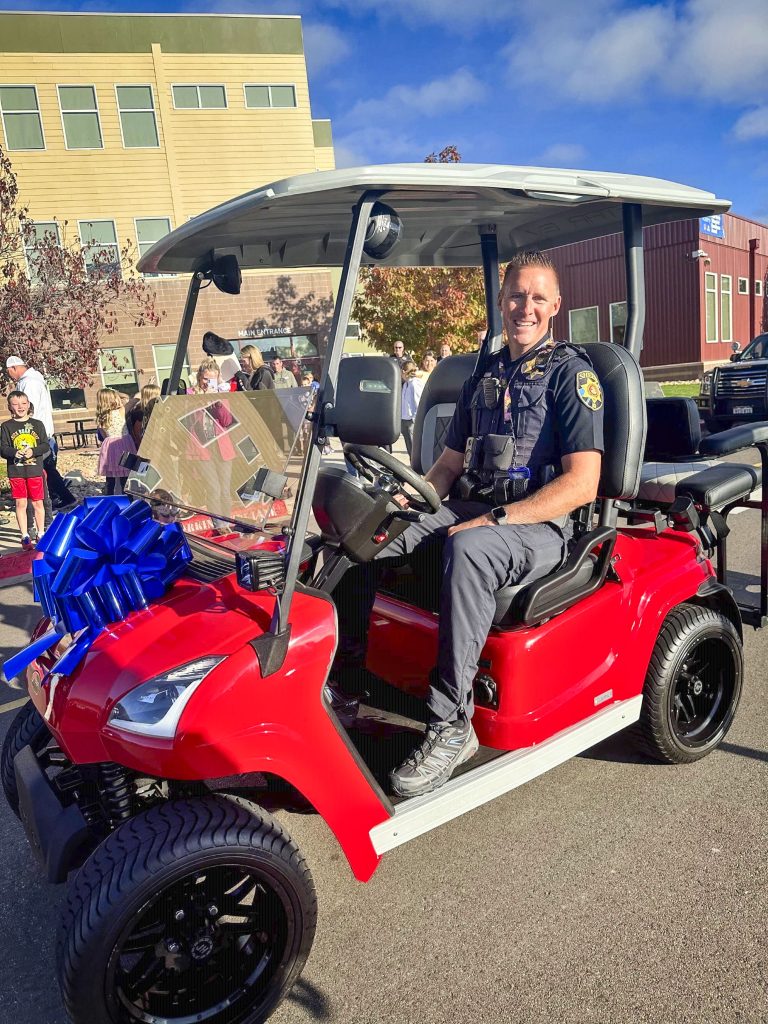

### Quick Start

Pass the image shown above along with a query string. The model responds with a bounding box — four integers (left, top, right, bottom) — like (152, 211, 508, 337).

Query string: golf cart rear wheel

(638, 603, 742, 763)
(1, 701, 50, 817)
(57, 795, 317, 1024)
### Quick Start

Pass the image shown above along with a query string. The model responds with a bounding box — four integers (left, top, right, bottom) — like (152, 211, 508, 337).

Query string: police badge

(576, 370, 603, 410)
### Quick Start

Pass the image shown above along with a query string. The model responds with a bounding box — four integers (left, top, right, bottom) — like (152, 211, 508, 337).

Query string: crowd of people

(2, 334, 453, 548)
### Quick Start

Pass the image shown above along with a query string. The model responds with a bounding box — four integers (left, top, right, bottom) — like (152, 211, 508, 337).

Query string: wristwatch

(489, 505, 508, 524)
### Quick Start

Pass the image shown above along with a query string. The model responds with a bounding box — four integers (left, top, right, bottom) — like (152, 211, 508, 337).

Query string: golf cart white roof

(137, 163, 731, 274)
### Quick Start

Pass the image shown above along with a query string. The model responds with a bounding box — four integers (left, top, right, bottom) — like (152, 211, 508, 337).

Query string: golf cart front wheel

(638, 603, 742, 763)
(1, 701, 51, 817)
(57, 795, 317, 1024)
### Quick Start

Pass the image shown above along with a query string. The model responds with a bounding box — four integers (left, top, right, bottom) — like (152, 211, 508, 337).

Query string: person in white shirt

(400, 359, 424, 459)
(6, 356, 75, 513)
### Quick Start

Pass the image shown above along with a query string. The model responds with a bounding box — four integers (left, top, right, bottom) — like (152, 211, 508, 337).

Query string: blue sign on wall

(700, 215, 725, 239)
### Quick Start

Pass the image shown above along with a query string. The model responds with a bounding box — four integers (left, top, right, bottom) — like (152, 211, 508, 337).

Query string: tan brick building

(0, 10, 339, 421)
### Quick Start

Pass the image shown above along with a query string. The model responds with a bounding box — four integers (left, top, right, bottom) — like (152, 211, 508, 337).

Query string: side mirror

(333, 356, 401, 445)
(729, 353, 740, 362)
(211, 254, 241, 295)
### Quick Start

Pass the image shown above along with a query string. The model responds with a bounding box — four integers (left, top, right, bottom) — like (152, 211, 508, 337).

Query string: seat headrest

(581, 342, 646, 500)
(644, 397, 701, 460)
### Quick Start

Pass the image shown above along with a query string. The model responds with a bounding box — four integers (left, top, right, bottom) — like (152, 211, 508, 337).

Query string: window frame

(0, 84, 46, 151)
(152, 343, 191, 387)
(243, 83, 298, 109)
(57, 83, 104, 151)
(23, 220, 61, 284)
(737, 277, 749, 295)
(171, 84, 228, 110)
(134, 216, 173, 277)
(568, 305, 600, 345)
(756, 280, 764, 298)
(720, 274, 733, 343)
(705, 271, 718, 344)
(114, 83, 160, 149)
(609, 300, 627, 344)
(77, 218, 121, 279)
(99, 346, 139, 397)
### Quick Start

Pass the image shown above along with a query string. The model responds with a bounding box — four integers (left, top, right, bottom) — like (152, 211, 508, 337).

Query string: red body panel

(27, 525, 713, 883)
(30, 575, 391, 882)
(367, 528, 712, 748)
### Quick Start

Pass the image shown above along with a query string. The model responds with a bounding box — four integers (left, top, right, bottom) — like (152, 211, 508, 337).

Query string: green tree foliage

(353, 147, 487, 360)
(0, 143, 163, 387)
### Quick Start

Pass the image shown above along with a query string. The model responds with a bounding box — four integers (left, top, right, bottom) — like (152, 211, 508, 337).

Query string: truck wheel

(638, 603, 742, 763)
(58, 795, 316, 1024)
(1, 701, 50, 817)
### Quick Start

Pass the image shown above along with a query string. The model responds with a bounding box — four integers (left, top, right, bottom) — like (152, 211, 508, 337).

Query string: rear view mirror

(334, 356, 401, 445)
(211, 254, 241, 295)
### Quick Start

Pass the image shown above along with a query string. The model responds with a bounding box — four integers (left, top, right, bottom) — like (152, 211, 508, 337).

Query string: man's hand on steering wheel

(343, 443, 441, 518)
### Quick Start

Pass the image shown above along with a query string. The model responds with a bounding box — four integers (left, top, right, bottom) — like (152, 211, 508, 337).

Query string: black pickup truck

(697, 332, 768, 432)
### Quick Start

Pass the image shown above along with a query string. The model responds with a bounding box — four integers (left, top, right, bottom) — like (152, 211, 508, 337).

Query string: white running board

(369, 695, 643, 855)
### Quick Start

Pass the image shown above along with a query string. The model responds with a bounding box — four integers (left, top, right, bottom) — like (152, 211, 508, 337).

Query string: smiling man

(334, 251, 604, 798)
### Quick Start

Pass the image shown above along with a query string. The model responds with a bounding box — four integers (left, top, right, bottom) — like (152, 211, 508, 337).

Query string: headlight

(700, 372, 714, 397)
(108, 656, 224, 738)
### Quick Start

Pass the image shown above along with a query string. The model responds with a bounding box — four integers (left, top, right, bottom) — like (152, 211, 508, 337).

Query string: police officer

(334, 251, 604, 798)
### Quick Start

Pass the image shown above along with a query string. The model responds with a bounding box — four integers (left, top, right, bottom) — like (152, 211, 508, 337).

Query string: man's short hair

(501, 251, 560, 295)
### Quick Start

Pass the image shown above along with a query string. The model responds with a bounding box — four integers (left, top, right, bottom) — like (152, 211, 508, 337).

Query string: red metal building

(547, 213, 768, 379)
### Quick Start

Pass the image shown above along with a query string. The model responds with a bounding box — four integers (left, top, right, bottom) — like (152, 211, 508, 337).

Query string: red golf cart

(3, 164, 765, 1024)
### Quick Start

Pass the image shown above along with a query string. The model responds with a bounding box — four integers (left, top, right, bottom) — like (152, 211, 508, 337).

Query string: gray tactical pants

(333, 500, 567, 723)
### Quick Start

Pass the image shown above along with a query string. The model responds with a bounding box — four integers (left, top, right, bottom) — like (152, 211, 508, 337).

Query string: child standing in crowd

(96, 388, 136, 495)
(0, 390, 49, 548)
(127, 383, 161, 448)
(400, 360, 424, 458)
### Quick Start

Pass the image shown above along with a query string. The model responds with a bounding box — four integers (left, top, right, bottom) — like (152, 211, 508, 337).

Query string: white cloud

(345, 68, 486, 124)
(303, 22, 351, 76)
(332, 126, 428, 167)
(732, 106, 768, 142)
(502, 0, 768, 105)
(538, 143, 588, 166)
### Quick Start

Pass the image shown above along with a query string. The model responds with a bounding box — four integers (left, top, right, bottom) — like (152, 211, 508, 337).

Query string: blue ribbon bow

(4, 496, 192, 683)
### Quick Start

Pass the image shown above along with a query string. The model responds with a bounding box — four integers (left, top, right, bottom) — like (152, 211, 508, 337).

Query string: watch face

(492, 506, 507, 523)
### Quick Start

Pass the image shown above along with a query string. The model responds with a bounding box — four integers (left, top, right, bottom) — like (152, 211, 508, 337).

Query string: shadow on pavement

(284, 977, 333, 1020)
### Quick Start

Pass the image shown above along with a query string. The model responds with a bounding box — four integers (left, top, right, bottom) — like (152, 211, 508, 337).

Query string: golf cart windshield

(125, 388, 312, 541)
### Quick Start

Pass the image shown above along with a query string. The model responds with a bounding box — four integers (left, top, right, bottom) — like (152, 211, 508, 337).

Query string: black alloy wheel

(638, 603, 743, 763)
(58, 795, 317, 1024)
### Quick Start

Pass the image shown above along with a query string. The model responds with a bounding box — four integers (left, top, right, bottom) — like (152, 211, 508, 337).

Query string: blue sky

(6, 0, 768, 221)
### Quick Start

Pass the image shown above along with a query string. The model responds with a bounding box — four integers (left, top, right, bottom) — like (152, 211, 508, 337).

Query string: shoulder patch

(576, 369, 603, 411)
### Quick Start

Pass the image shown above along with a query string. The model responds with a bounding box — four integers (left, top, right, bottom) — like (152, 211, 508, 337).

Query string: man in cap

(6, 356, 75, 516)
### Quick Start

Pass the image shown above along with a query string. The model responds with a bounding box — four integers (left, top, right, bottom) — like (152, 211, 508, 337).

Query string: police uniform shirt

(444, 342, 604, 463)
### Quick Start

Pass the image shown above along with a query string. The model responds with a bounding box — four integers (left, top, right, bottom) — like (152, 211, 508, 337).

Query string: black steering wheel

(343, 444, 441, 515)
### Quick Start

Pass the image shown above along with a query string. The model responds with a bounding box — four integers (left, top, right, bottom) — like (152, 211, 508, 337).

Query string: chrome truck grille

(715, 366, 767, 399)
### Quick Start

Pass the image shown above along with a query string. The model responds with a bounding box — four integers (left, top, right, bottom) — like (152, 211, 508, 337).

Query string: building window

(0, 85, 44, 150)
(244, 84, 297, 109)
(23, 221, 60, 285)
(152, 344, 191, 391)
(609, 301, 627, 345)
(100, 347, 139, 398)
(569, 306, 599, 345)
(720, 275, 732, 343)
(172, 84, 227, 109)
(50, 387, 86, 412)
(705, 272, 718, 343)
(738, 277, 749, 294)
(756, 280, 763, 297)
(116, 85, 159, 148)
(79, 220, 121, 278)
(58, 86, 103, 149)
(135, 217, 172, 276)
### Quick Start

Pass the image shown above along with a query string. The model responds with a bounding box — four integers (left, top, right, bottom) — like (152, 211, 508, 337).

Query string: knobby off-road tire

(57, 795, 317, 1024)
(638, 603, 742, 763)
(1, 701, 50, 817)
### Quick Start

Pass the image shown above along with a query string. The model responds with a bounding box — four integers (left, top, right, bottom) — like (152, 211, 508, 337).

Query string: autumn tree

(352, 146, 487, 360)
(0, 143, 163, 386)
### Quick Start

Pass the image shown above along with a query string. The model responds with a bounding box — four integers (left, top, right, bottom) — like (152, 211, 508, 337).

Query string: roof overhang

(137, 164, 731, 275)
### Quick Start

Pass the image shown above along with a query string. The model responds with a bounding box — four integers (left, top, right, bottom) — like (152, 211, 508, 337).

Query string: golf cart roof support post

(479, 225, 503, 354)
(271, 190, 381, 643)
(168, 271, 203, 394)
(622, 203, 645, 360)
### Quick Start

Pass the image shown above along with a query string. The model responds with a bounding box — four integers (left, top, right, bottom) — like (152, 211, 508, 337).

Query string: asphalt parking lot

(0, 509, 766, 1024)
